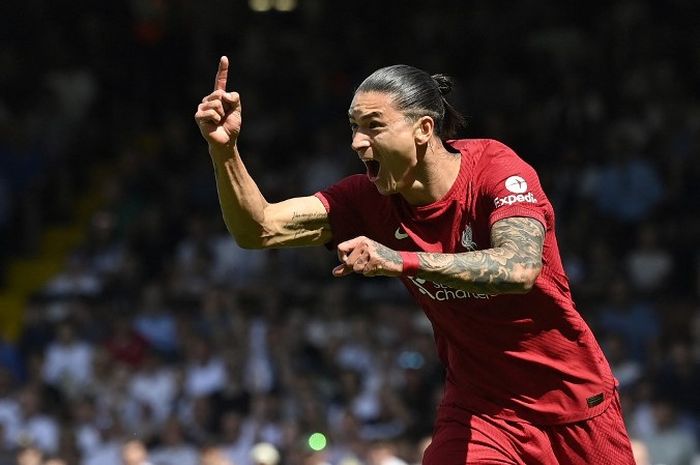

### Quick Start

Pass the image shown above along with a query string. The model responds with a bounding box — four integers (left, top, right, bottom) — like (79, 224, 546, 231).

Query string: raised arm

(195, 57, 331, 249)
(333, 217, 544, 295)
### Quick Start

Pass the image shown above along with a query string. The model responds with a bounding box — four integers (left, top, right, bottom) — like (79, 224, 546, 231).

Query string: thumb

(332, 264, 353, 277)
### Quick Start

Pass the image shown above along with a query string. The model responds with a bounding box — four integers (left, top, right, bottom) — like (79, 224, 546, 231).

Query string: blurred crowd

(1, 1, 699, 465)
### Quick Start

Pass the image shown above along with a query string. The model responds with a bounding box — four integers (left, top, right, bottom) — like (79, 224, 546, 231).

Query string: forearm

(407, 217, 546, 294)
(210, 144, 269, 248)
(411, 247, 542, 295)
(197, 59, 330, 250)
(339, 218, 543, 291)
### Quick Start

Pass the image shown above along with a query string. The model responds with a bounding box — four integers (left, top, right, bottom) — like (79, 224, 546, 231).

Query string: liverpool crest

(461, 224, 477, 251)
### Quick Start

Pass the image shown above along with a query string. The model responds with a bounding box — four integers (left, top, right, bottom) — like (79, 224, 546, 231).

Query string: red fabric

(400, 251, 420, 276)
(423, 392, 635, 465)
(315, 139, 617, 425)
(104, 330, 149, 368)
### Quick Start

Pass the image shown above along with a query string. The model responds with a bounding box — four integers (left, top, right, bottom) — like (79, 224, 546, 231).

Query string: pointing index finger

(214, 56, 229, 91)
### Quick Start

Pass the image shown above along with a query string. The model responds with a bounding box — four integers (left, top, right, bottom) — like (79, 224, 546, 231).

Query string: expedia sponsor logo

(494, 192, 537, 208)
(505, 175, 528, 194)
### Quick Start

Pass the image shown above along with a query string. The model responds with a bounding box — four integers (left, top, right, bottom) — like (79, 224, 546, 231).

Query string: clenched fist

(195, 56, 242, 148)
(332, 236, 404, 277)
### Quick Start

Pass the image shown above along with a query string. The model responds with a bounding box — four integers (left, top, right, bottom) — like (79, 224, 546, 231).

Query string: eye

(368, 121, 382, 129)
(349, 122, 358, 132)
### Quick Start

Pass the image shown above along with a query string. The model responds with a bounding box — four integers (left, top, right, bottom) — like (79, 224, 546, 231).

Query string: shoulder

(319, 174, 376, 197)
(316, 174, 382, 213)
(467, 139, 536, 176)
(447, 138, 512, 151)
(336, 173, 374, 189)
(447, 138, 520, 164)
(477, 139, 521, 162)
(447, 137, 489, 154)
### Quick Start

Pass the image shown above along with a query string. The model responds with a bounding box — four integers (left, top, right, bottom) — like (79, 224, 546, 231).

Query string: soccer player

(195, 56, 636, 465)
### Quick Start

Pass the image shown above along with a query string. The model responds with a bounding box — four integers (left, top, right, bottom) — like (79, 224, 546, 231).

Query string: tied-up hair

(355, 64, 466, 140)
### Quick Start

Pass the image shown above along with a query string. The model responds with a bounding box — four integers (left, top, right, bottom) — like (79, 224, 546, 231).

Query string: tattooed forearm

(375, 243, 402, 267)
(415, 217, 545, 294)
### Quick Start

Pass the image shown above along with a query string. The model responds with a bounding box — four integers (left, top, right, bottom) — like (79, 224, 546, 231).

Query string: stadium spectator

(133, 284, 179, 357)
(148, 417, 198, 465)
(121, 439, 152, 465)
(103, 315, 149, 369)
(184, 336, 227, 398)
(127, 350, 178, 426)
(41, 322, 93, 396)
(199, 445, 234, 465)
(644, 399, 698, 465)
(625, 224, 674, 294)
(219, 411, 257, 465)
(14, 445, 42, 465)
(9, 387, 58, 455)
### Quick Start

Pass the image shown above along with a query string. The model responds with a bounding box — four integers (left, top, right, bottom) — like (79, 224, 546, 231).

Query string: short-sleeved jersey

(315, 139, 616, 425)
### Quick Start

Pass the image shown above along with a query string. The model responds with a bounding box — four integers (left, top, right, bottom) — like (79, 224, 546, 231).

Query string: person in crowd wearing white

(128, 351, 178, 425)
(42, 322, 93, 395)
(10, 387, 58, 455)
(184, 336, 227, 398)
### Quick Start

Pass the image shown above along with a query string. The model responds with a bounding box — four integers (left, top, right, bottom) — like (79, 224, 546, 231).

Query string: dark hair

(356, 64, 466, 139)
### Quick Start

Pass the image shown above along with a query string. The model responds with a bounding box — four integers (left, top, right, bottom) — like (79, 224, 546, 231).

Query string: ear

(413, 116, 434, 146)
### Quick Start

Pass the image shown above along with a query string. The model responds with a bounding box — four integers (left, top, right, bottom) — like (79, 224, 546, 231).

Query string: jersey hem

(439, 395, 614, 427)
(313, 192, 334, 250)
(313, 191, 331, 213)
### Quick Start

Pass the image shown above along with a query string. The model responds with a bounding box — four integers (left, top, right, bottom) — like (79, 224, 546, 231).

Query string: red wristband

(400, 251, 420, 276)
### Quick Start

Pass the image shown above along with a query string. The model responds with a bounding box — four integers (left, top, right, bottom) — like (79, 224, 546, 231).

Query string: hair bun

(431, 74, 454, 96)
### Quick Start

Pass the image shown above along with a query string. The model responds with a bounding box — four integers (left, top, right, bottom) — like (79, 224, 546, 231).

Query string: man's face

(348, 91, 420, 195)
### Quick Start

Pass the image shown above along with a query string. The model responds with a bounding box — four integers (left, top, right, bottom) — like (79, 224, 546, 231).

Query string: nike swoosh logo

(394, 227, 409, 240)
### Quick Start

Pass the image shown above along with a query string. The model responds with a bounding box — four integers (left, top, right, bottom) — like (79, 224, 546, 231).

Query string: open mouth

(364, 160, 381, 181)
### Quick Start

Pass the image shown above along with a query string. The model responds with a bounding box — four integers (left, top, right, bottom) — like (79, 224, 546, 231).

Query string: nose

(351, 130, 370, 153)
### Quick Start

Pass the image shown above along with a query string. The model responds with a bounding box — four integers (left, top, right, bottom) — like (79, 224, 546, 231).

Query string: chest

(372, 191, 491, 254)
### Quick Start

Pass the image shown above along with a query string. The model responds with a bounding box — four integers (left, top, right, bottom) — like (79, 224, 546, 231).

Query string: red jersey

(315, 139, 616, 425)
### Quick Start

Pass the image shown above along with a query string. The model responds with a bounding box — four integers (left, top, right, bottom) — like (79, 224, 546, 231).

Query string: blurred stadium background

(0, 1, 698, 464)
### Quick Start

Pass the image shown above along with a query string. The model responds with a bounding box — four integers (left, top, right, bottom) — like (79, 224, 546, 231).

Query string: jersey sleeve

(314, 174, 368, 249)
(478, 141, 549, 229)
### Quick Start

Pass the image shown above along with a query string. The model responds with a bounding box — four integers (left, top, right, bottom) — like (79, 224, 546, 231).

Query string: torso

(318, 138, 617, 425)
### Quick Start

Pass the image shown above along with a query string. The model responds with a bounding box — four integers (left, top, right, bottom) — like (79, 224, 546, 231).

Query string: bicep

(261, 195, 332, 247)
(490, 217, 545, 264)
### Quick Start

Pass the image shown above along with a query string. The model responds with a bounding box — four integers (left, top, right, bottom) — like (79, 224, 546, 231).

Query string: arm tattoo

(375, 242, 402, 266)
(281, 211, 328, 239)
(290, 210, 327, 225)
(415, 217, 545, 294)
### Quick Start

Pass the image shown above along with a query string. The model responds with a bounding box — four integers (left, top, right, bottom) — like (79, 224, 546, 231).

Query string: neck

(400, 139, 461, 206)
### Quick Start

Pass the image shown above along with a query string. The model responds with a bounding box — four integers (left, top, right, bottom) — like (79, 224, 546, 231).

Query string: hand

(194, 56, 242, 148)
(332, 236, 403, 278)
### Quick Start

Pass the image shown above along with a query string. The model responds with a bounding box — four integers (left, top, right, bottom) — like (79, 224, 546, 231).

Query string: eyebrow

(348, 110, 383, 120)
